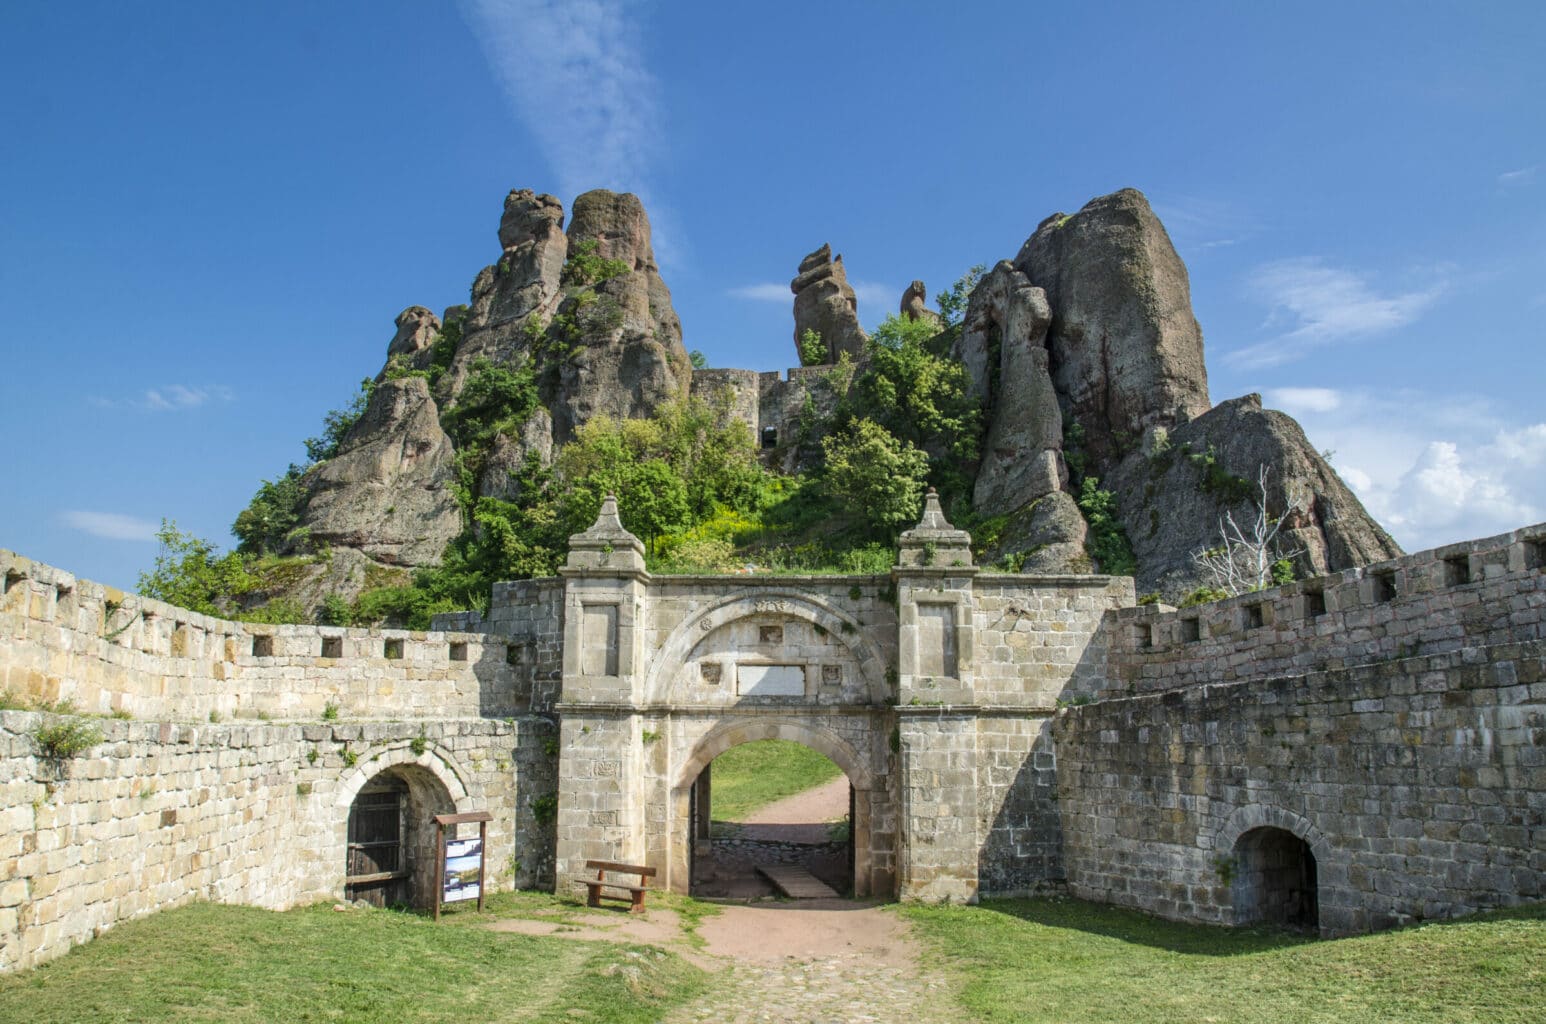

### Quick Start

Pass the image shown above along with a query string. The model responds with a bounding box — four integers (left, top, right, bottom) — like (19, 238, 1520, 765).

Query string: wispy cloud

(1264, 386, 1342, 415)
(1498, 165, 1539, 187)
(1151, 195, 1259, 251)
(62, 510, 160, 542)
(728, 282, 790, 302)
(729, 279, 898, 313)
(1225, 259, 1439, 369)
(461, 0, 660, 201)
(90, 384, 234, 412)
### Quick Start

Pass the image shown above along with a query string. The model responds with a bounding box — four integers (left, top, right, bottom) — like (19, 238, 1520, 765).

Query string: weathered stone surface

(384, 306, 441, 362)
(1016, 188, 1210, 465)
(1105, 393, 1403, 600)
(980, 491, 1089, 573)
(447, 188, 569, 394)
(547, 189, 690, 445)
(478, 406, 554, 502)
(957, 261, 1064, 516)
(899, 279, 940, 327)
(300, 376, 462, 567)
(791, 243, 867, 364)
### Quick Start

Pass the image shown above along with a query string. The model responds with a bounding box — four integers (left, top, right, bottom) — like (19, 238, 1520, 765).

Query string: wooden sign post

(432, 810, 492, 921)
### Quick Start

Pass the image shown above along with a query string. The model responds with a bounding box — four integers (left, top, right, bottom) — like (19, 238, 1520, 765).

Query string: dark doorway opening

(343, 765, 455, 909)
(1232, 826, 1319, 930)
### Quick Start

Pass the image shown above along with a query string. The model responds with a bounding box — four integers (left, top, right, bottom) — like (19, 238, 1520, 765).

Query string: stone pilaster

(553, 497, 652, 891)
(894, 489, 981, 901)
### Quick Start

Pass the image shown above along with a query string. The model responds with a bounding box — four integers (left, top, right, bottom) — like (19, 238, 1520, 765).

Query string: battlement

(1104, 522, 1546, 696)
(0, 549, 543, 721)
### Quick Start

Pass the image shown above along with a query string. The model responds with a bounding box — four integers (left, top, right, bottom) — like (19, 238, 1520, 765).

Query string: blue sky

(2, 1, 1543, 591)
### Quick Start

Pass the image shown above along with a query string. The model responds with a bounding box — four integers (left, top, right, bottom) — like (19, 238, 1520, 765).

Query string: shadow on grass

(967, 896, 1316, 957)
(963, 896, 1546, 958)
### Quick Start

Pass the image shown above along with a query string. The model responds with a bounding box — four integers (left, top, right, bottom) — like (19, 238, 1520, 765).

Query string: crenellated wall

(1054, 523, 1546, 934)
(0, 549, 550, 722)
(1101, 526, 1546, 697)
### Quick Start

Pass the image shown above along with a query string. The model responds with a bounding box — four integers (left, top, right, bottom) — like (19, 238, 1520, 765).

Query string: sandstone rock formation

(300, 375, 462, 567)
(547, 189, 690, 445)
(382, 306, 442, 369)
(791, 244, 867, 364)
(955, 261, 1065, 517)
(899, 280, 941, 328)
(970, 188, 1399, 595)
(1103, 394, 1403, 597)
(1015, 189, 1210, 465)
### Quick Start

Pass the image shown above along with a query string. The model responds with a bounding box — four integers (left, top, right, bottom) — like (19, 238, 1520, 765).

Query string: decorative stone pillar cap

(897, 488, 974, 569)
(564, 494, 647, 573)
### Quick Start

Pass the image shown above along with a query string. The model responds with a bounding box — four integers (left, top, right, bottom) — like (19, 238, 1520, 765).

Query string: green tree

(233, 465, 307, 556)
(820, 418, 930, 536)
(935, 264, 986, 328)
(137, 520, 253, 616)
(304, 379, 375, 464)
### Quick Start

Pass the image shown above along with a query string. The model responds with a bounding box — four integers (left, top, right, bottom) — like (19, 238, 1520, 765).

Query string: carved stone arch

(1215, 803, 1333, 865)
(645, 590, 889, 704)
(333, 740, 474, 811)
(675, 717, 875, 793)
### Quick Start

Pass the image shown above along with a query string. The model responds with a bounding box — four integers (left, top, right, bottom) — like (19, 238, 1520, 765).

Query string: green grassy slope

(0, 901, 705, 1023)
(707, 739, 845, 821)
(902, 897, 1546, 1024)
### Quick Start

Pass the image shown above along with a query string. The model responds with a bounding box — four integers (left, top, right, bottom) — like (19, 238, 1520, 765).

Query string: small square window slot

(449, 641, 468, 662)
(1243, 604, 1264, 630)
(505, 644, 521, 666)
(1180, 618, 1200, 643)
(1303, 589, 1326, 619)
(321, 637, 343, 659)
(1130, 623, 1153, 649)
(252, 635, 274, 658)
(1524, 538, 1545, 571)
(1443, 555, 1471, 587)
(384, 638, 404, 660)
(1371, 572, 1397, 603)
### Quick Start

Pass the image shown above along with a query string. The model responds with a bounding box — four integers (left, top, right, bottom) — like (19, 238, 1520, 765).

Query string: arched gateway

(548, 494, 1133, 904)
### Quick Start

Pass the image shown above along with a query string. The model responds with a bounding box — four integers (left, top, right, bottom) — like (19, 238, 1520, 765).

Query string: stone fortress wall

(1, 515, 1542, 972)
(1056, 523, 1545, 932)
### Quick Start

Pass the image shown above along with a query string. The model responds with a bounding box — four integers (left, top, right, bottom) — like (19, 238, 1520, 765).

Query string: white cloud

(727, 279, 897, 314)
(1265, 386, 1545, 551)
(461, 0, 660, 201)
(1151, 194, 1259, 251)
(1264, 386, 1342, 415)
(728, 282, 791, 302)
(1226, 259, 1439, 369)
(1498, 165, 1539, 187)
(63, 510, 160, 542)
(91, 384, 234, 412)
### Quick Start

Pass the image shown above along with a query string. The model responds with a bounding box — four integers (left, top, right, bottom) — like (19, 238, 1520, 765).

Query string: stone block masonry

(0, 712, 542, 972)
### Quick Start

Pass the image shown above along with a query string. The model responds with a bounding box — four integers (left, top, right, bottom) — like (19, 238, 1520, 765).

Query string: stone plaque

(700, 662, 722, 685)
(758, 624, 784, 645)
(737, 663, 804, 696)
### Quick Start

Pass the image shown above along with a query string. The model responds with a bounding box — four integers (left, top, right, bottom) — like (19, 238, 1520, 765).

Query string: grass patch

(708, 739, 844, 822)
(902, 896, 1546, 1024)
(0, 901, 706, 1023)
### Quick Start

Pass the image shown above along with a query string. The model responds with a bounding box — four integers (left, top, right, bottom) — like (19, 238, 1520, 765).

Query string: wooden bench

(584, 860, 656, 914)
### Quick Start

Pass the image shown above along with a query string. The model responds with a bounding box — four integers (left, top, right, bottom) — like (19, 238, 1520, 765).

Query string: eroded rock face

(791, 244, 867, 364)
(1104, 394, 1403, 599)
(385, 306, 441, 362)
(900, 280, 940, 328)
(447, 189, 569, 395)
(478, 406, 554, 502)
(1016, 188, 1210, 465)
(547, 189, 690, 445)
(979, 491, 1089, 574)
(957, 261, 1065, 516)
(300, 376, 462, 567)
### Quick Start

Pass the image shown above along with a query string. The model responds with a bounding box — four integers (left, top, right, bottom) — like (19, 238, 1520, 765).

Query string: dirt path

(667, 900, 955, 1024)
(737, 774, 850, 843)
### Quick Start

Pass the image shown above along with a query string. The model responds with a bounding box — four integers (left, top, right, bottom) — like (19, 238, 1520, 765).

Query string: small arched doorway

(1232, 826, 1318, 929)
(344, 764, 456, 909)
(687, 739, 853, 898)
